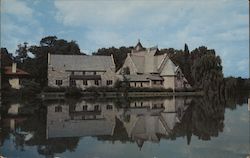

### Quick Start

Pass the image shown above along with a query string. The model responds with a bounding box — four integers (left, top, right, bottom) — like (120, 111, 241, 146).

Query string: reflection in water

(47, 97, 191, 149)
(0, 95, 248, 157)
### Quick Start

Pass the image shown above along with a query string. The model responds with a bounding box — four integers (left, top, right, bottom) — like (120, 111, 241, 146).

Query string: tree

(184, 43, 189, 53)
(15, 36, 83, 87)
(15, 42, 29, 63)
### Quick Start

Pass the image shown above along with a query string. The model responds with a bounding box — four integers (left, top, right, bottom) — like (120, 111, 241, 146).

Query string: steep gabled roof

(159, 58, 177, 76)
(50, 54, 116, 71)
(129, 52, 167, 74)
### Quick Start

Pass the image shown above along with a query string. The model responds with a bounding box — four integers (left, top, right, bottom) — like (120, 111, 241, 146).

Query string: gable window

(106, 80, 113, 85)
(55, 80, 62, 86)
(55, 106, 62, 112)
(106, 105, 113, 110)
(177, 71, 181, 80)
(94, 105, 99, 111)
(94, 80, 99, 85)
(83, 80, 87, 85)
(123, 67, 130, 75)
(83, 105, 88, 111)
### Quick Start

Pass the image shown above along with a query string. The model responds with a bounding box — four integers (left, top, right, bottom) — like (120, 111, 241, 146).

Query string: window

(141, 102, 143, 107)
(71, 71, 74, 75)
(94, 80, 99, 85)
(134, 82, 136, 87)
(82, 71, 85, 75)
(106, 80, 113, 85)
(161, 103, 164, 108)
(93, 71, 96, 75)
(140, 83, 143, 87)
(153, 81, 157, 84)
(70, 79, 76, 86)
(55, 80, 62, 86)
(177, 71, 181, 80)
(153, 104, 157, 109)
(83, 80, 87, 85)
(106, 105, 113, 110)
(83, 105, 88, 111)
(55, 106, 62, 112)
(160, 81, 163, 85)
(94, 105, 99, 111)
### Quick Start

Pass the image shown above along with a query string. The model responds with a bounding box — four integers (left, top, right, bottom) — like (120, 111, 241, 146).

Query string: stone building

(118, 40, 191, 90)
(48, 53, 118, 89)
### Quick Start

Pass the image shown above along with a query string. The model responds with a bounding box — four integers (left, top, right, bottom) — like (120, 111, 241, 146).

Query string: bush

(174, 87, 197, 92)
(20, 80, 41, 96)
(85, 86, 117, 92)
(65, 87, 82, 97)
(128, 87, 173, 92)
(43, 86, 66, 92)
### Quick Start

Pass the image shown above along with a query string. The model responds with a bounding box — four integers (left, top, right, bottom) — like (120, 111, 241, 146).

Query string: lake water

(0, 96, 249, 158)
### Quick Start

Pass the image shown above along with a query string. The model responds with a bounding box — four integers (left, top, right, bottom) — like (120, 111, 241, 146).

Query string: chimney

(12, 63, 17, 73)
(48, 53, 51, 65)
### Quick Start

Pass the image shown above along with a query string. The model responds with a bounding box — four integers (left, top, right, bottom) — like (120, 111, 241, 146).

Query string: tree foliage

(14, 36, 83, 87)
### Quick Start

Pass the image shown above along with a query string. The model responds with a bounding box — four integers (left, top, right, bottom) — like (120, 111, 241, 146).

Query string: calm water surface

(0, 96, 249, 158)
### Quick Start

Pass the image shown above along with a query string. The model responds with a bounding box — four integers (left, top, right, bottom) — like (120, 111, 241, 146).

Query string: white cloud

(1, 0, 44, 54)
(1, 0, 33, 20)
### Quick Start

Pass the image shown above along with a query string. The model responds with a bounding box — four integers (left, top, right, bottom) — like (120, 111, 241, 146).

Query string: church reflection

(46, 97, 192, 148)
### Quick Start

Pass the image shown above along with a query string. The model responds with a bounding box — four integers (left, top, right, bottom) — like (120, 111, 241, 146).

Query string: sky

(0, 0, 249, 78)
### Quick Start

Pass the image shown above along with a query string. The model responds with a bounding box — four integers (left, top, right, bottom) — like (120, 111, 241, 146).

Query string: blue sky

(1, 0, 249, 78)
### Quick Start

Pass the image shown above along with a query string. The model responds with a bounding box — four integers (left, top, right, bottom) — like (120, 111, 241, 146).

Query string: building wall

(9, 78, 20, 89)
(162, 76, 175, 90)
(48, 65, 70, 87)
(48, 61, 119, 89)
(101, 69, 119, 87)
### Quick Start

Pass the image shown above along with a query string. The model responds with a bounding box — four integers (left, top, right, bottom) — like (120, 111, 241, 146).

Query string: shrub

(174, 87, 197, 92)
(128, 87, 173, 92)
(65, 87, 82, 97)
(20, 80, 41, 96)
(43, 86, 66, 92)
(85, 86, 117, 92)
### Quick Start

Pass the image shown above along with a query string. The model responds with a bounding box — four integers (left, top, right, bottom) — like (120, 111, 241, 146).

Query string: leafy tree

(15, 42, 29, 63)
(184, 43, 189, 53)
(15, 36, 83, 87)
